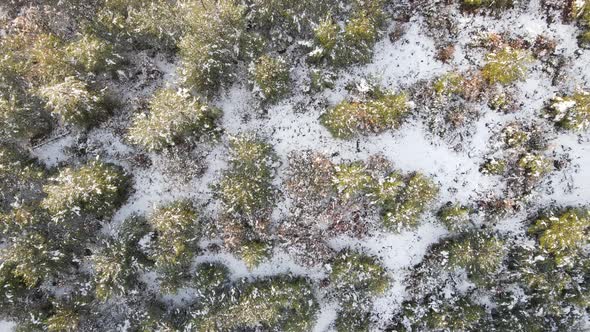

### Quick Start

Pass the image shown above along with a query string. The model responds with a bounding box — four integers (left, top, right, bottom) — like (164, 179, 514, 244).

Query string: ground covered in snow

(1, 0, 590, 331)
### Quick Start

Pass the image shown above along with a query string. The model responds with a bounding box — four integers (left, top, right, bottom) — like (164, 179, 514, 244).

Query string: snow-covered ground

(22, 0, 590, 330)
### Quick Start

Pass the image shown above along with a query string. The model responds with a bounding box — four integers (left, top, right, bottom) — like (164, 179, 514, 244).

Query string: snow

(20, 0, 590, 329)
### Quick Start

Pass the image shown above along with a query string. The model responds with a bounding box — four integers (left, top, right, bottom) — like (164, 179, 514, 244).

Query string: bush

(193, 262, 230, 291)
(330, 250, 389, 295)
(438, 203, 471, 232)
(516, 153, 553, 178)
(128, 88, 221, 151)
(481, 158, 507, 175)
(320, 93, 410, 139)
(309, 1, 385, 66)
(41, 160, 129, 220)
(545, 91, 590, 131)
(216, 135, 277, 219)
(178, 0, 247, 94)
(46, 308, 79, 332)
(38, 76, 108, 127)
(433, 72, 465, 96)
(92, 241, 137, 301)
(196, 276, 318, 331)
(481, 47, 532, 85)
(0, 90, 52, 140)
(382, 173, 439, 231)
(462, 0, 513, 9)
(64, 33, 117, 73)
(445, 232, 505, 285)
(332, 162, 376, 201)
(252, 55, 290, 102)
(147, 201, 200, 291)
(424, 297, 485, 330)
(528, 208, 590, 266)
(240, 240, 271, 270)
(0, 208, 55, 288)
(0, 144, 45, 211)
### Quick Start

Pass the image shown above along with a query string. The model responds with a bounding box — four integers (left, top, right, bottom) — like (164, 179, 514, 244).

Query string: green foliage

(516, 153, 553, 178)
(445, 232, 505, 285)
(128, 88, 221, 151)
(0, 144, 45, 210)
(196, 276, 318, 331)
(179, 0, 247, 94)
(330, 250, 389, 295)
(94, 0, 183, 49)
(423, 297, 485, 330)
(481, 158, 507, 175)
(438, 203, 471, 232)
(0, 91, 51, 140)
(502, 125, 529, 148)
(332, 162, 376, 201)
(193, 262, 230, 290)
(0, 207, 56, 288)
(481, 47, 532, 85)
(252, 55, 290, 102)
(148, 201, 200, 291)
(240, 240, 271, 270)
(320, 93, 410, 139)
(46, 308, 79, 332)
(64, 33, 117, 73)
(38, 76, 107, 127)
(528, 208, 590, 266)
(335, 298, 371, 332)
(92, 241, 136, 301)
(545, 91, 590, 131)
(310, 1, 385, 66)
(462, 0, 513, 9)
(41, 160, 129, 220)
(216, 135, 277, 219)
(433, 72, 465, 96)
(382, 173, 439, 231)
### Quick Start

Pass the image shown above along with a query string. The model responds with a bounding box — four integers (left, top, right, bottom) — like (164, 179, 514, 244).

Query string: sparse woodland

(1, 0, 590, 331)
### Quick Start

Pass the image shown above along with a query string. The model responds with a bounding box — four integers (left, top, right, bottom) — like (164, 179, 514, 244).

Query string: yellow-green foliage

(64, 34, 116, 73)
(517, 153, 553, 178)
(462, 0, 513, 9)
(0, 208, 54, 288)
(252, 55, 290, 102)
(529, 208, 590, 266)
(95, 0, 183, 49)
(310, 1, 384, 66)
(0, 144, 45, 210)
(438, 203, 471, 232)
(216, 135, 277, 218)
(330, 250, 389, 295)
(46, 308, 79, 332)
(481, 47, 532, 85)
(572, 0, 590, 24)
(424, 297, 485, 330)
(546, 91, 590, 131)
(320, 93, 410, 139)
(332, 162, 376, 201)
(433, 72, 465, 96)
(445, 232, 505, 285)
(0, 33, 72, 86)
(240, 240, 271, 270)
(179, 0, 247, 94)
(127, 88, 221, 151)
(41, 160, 129, 220)
(481, 158, 507, 175)
(0, 91, 51, 140)
(196, 276, 318, 331)
(314, 18, 339, 51)
(148, 201, 199, 268)
(38, 76, 107, 127)
(92, 242, 135, 301)
(382, 173, 439, 231)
